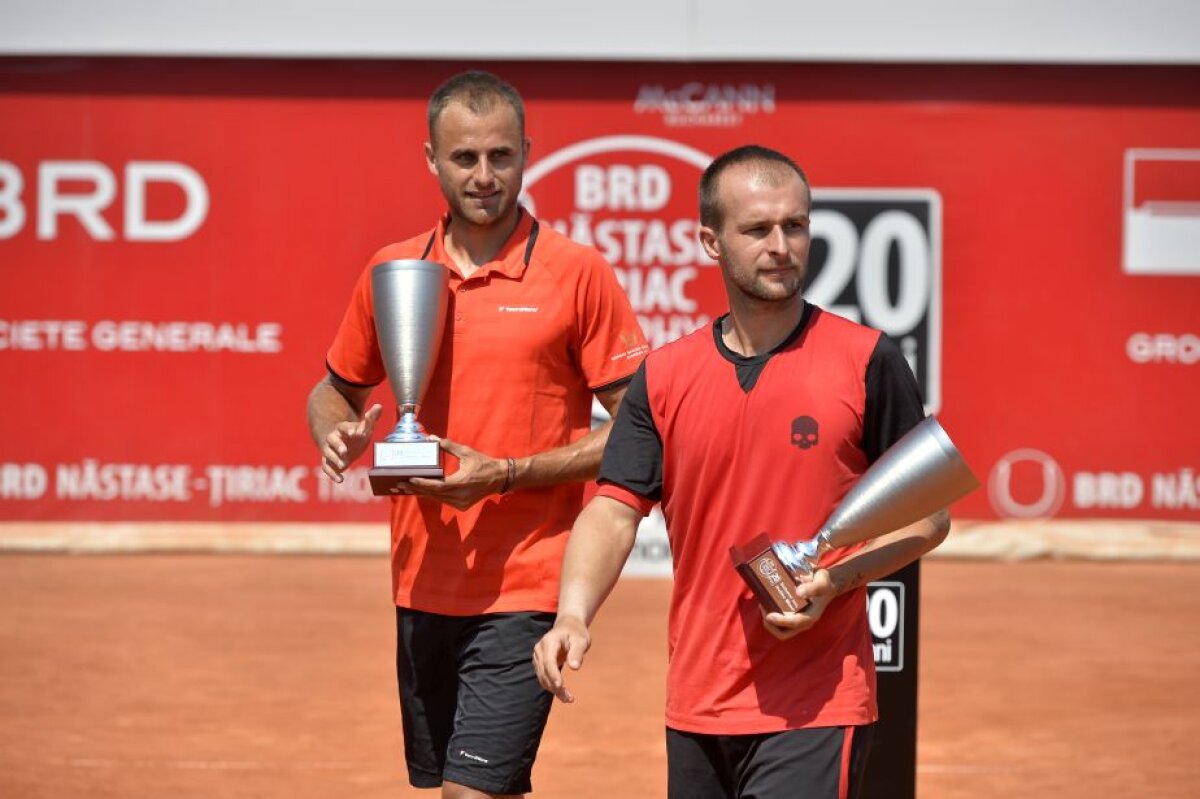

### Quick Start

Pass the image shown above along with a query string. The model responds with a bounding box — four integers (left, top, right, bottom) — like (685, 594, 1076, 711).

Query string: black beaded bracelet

(499, 457, 516, 495)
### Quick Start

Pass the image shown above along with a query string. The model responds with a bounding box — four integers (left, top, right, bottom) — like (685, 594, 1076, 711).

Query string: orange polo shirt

(327, 209, 648, 615)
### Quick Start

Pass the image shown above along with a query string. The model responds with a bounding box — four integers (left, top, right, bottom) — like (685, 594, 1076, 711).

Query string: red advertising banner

(1, 58, 1198, 524)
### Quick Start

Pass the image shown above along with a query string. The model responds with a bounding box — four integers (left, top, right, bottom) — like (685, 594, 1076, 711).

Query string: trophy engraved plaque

(732, 416, 980, 612)
(368, 259, 450, 496)
(730, 533, 807, 615)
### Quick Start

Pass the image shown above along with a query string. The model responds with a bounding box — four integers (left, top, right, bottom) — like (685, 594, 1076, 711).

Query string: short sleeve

(573, 251, 649, 391)
(326, 262, 386, 386)
(597, 362, 662, 509)
(862, 335, 927, 463)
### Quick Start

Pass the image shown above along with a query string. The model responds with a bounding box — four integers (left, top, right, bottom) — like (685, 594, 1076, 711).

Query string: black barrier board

(862, 561, 922, 799)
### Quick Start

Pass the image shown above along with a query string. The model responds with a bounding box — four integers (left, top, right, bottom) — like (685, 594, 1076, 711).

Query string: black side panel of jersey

(862, 335, 927, 463)
(597, 362, 663, 501)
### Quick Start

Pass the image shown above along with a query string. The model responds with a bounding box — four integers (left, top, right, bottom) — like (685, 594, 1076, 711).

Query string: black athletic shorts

(666, 724, 875, 799)
(395, 607, 555, 795)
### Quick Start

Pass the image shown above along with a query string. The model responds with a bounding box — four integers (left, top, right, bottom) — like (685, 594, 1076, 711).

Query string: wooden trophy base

(729, 532, 808, 614)
(368, 466, 445, 495)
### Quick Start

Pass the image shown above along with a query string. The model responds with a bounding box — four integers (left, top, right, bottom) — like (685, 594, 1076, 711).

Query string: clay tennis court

(2, 553, 1197, 798)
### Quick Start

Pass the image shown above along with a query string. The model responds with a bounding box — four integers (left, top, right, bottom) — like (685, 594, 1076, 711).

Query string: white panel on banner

(1123, 149, 1200, 275)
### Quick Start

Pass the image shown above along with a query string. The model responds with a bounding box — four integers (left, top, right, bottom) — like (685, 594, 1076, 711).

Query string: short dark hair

(698, 145, 810, 229)
(427, 70, 526, 143)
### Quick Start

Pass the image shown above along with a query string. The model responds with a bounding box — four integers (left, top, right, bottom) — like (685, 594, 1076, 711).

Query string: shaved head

(427, 70, 526, 146)
(699, 145, 810, 230)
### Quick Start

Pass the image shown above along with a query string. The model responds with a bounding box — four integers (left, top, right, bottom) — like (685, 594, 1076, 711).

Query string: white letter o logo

(988, 449, 1065, 519)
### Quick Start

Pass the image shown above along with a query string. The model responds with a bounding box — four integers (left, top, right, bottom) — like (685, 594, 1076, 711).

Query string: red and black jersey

(597, 303, 925, 734)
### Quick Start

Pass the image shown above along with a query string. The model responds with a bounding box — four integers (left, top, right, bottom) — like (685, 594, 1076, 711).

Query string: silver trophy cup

(771, 415, 980, 580)
(368, 259, 450, 495)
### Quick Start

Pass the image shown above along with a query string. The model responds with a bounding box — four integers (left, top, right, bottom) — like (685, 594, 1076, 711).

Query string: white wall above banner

(2, 0, 1199, 64)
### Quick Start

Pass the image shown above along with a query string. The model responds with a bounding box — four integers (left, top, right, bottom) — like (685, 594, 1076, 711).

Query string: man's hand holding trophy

(731, 416, 980, 614)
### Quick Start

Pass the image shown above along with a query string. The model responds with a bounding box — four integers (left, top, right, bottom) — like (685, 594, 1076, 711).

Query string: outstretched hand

(761, 568, 838, 640)
(532, 616, 591, 703)
(402, 437, 507, 510)
(321, 404, 383, 482)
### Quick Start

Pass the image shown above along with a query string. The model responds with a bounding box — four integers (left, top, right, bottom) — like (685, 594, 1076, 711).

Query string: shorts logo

(791, 416, 819, 450)
(458, 749, 489, 764)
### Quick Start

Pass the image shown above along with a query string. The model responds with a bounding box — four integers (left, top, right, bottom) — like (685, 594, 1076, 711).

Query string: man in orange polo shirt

(306, 71, 646, 799)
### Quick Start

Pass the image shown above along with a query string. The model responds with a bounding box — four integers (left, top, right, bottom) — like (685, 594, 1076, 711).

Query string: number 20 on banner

(807, 191, 942, 413)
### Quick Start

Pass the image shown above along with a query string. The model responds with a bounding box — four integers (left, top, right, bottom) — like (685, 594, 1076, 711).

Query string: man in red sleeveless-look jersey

(534, 145, 950, 799)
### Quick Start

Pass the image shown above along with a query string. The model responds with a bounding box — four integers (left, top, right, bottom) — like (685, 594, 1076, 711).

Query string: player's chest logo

(791, 416, 820, 450)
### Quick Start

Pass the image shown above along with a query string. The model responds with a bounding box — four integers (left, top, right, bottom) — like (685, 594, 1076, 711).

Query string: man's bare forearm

(507, 383, 630, 492)
(508, 419, 613, 491)
(306, 375, 368, 448)
(556, 497, 641, 626)
(826, 509, 951, 596)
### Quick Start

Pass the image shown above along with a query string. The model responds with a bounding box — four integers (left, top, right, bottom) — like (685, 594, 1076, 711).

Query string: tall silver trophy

(368, 259, 450, 495)
(732, 416, 980, 613)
